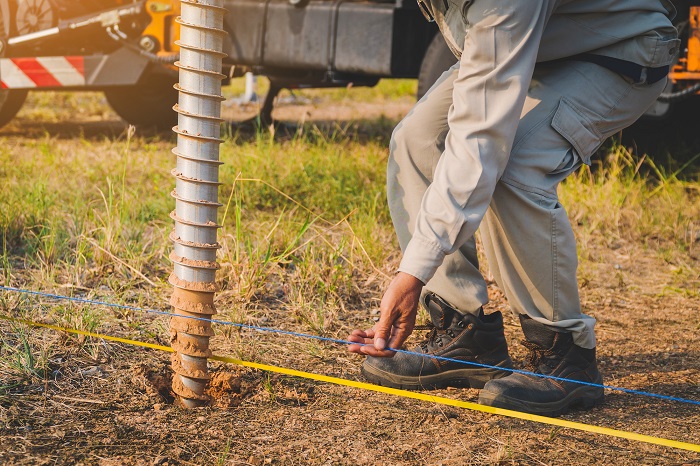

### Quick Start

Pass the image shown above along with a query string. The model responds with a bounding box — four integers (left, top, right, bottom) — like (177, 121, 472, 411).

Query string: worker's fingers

(347, 343, 363, 354)
(355, 322, 411, 356)
(347, 329, 375, 353)
(386, 323, 414, 351)
(347, 328, 400, 356)
(358, 342, 396, 358)
(356, 324, 402, 357)
(348, 329, 373, 340)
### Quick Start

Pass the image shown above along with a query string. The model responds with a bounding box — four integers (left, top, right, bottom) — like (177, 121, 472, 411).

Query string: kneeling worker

(348, 0, 679, 416)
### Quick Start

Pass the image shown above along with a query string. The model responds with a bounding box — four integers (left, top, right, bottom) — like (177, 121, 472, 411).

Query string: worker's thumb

(373, 315, 392, 350)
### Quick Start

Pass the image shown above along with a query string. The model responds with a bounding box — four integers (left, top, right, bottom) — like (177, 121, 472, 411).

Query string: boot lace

(522, 340, 557, 372)
(414, 323, 457, 352)
(411, 322, 444, 352)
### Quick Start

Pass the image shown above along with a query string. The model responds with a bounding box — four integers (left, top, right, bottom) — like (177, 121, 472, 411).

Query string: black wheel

(0, 89, 28, 128)
(104, 66, 178, 130)
(417, 33, 457, 100)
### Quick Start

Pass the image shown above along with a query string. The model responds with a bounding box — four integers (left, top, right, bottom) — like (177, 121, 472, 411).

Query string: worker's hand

(347, 272, 424, 357)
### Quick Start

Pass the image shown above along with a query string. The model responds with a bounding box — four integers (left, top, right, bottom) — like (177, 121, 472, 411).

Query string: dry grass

(0, 88, 698, 465)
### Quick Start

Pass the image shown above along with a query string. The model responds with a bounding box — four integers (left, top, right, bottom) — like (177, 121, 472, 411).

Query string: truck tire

(104, 67, 178, 130)
(417, 34, 457, 100)
(0, 89, 28, 129)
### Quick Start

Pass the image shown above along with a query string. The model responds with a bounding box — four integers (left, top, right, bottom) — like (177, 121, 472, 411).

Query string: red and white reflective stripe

(0, 56, 86, 89)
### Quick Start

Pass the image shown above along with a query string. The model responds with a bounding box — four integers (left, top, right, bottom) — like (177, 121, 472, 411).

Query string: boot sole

(361, 359, 513, 391)
(478, 385, 605, 417)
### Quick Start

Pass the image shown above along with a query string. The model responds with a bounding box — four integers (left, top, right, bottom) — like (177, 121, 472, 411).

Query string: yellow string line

(2, 314, 699, 454)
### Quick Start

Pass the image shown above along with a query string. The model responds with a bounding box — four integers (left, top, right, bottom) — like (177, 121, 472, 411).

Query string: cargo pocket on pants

(550, 97, 604, 168)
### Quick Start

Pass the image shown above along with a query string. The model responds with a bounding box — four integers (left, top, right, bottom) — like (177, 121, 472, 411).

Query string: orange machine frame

(141, 0, 181, 55)
(669, 6, 700, 84)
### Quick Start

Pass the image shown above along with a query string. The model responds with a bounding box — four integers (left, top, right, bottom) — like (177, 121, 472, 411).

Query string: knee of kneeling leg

(390, 118, 438, 169)
(391, 113, 434, 150)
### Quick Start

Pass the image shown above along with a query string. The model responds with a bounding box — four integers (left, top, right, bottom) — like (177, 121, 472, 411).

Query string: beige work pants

(389, 52, 668, 349)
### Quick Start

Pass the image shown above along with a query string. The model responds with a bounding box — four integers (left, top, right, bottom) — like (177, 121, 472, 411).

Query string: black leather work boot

(361, 292, 513, 390)
(479, 315, 604, 417)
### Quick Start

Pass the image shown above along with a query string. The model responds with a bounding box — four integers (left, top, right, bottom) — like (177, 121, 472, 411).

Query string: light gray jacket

(398, 0, 679, 284)
(434, 0, 679, 66)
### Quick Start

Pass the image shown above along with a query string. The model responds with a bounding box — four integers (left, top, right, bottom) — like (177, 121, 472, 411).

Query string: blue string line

(1, 285, 699, 407)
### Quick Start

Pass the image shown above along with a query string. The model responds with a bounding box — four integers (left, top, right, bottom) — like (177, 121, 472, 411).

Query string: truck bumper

(0, 47, 150, 90)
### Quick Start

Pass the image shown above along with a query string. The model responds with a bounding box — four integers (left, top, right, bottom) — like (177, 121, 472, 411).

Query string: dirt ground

(1, 95, 699, 465)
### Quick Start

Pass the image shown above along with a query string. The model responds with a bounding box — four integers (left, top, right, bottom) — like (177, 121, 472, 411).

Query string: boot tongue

(425, 294, 458, 330)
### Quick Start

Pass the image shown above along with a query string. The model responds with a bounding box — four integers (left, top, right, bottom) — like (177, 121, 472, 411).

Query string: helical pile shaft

(169, 0, 227, 408)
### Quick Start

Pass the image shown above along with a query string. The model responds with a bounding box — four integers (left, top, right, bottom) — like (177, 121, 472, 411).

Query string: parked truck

(0, 0, 697, 129)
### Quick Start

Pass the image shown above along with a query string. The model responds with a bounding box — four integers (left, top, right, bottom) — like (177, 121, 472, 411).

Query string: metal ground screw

(169, 0, 227, 408)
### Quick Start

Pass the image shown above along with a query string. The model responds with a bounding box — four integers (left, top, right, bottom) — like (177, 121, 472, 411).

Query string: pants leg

(388, 63, 488, 314)
(480, 60, 667, 348)
(390, 58, 665, 344)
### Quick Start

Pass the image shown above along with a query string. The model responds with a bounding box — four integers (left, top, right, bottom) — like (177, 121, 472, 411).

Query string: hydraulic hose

(657, 82, 700, 103)
(106, 25, 180, 65)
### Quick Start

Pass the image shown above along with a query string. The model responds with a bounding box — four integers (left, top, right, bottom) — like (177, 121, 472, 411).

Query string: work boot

(479, 315, 604, 417)
(361, 292, 513, 390)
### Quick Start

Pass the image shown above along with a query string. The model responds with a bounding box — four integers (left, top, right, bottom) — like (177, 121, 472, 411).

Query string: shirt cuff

(398, 237, 446, 285)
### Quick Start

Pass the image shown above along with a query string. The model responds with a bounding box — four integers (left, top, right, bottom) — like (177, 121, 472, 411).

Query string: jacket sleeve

(398, 1, 553, 284)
